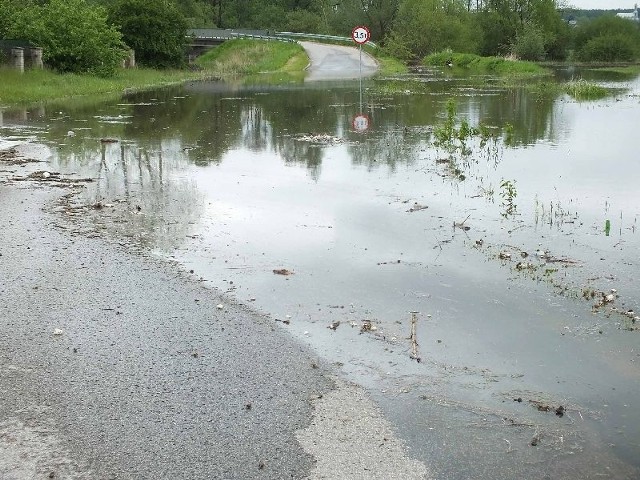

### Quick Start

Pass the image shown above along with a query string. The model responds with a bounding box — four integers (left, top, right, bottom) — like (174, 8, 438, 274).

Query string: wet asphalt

(0, 184, 334, 478)
(0, 146, 430, 479)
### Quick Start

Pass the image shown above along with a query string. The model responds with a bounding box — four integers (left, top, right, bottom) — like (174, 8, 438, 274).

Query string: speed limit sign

(351, 26, 370, 45)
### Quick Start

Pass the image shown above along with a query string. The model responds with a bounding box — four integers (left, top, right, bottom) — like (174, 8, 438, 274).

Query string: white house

(616, 3, 639, 21)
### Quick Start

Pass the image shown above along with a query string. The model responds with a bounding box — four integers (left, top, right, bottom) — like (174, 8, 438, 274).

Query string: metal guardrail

(187, 29, 377, 48)
(275, 32, 377, 48)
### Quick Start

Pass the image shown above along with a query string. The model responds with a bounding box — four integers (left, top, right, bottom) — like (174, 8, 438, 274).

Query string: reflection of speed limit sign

(351, 26, 370, 45)
(352, 114, 370, 132)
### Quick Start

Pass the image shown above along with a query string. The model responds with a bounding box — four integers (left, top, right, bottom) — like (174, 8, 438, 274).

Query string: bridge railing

(274, 32, 377, 48)
(187, 29, 377, 48)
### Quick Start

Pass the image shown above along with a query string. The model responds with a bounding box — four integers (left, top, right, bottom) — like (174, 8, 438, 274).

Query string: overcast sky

(565, 0, 636, 9)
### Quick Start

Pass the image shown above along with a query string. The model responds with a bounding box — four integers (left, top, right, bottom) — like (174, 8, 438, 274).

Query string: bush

(5, 0, 126, 76)
(577, 34, 636, 62)
(388, 0, 479, 61)
(513, 24, 546, 61)
(108, 0, 188, 69)
(573, 15, 640, 62)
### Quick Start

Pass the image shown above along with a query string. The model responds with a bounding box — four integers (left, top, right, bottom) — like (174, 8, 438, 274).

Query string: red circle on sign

(351, 26, 370, 45)
(352, 114, 370, 132)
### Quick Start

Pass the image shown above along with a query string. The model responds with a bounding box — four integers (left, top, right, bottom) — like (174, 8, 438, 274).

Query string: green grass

(196, 39, 306, 78)
(525, 78, 618, 100)
(0, 39, 307, 105)
(424, 50, 550, 77)
(370, 52, 408, 76)
(589, 65, 640, 75)
(563, 79, 611, 100)
(0, 66, 212, 105)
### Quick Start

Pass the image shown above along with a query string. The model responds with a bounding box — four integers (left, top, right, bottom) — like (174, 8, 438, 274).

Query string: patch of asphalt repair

(0, 143, 430, 479)
(297, 379, 431, 480)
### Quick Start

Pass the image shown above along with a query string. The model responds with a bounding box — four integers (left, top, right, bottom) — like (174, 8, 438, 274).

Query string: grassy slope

(0, 40, 308, 106)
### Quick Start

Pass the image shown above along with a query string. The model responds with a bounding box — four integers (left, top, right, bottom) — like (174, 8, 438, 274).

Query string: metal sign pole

(359, 44, 363, 111)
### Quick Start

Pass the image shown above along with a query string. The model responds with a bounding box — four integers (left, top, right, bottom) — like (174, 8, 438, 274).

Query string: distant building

(616, 3, 639, 21)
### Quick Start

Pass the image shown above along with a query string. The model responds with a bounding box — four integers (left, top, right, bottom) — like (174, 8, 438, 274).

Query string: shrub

(108, 0, 188, 69)
(5, 0, 126, 76)
(573, 15, 640, 62)
(513, 24, 546, 61)
(577, 34, 636, 62)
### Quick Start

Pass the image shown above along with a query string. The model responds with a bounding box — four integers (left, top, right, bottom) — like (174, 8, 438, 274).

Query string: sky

(565, 0, 636, 9)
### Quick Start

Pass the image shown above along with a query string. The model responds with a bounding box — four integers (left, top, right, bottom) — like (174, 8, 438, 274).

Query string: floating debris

(407, 202, 428, 213)
(273, 268, 293, 276)
(296, 133, 345, 145)
(328, 321, 341, 331)
(409, 312, 421, 363)
(378, 260, 401, 265)
(515, 261, 535, 270)
(360, 320, 377, 333)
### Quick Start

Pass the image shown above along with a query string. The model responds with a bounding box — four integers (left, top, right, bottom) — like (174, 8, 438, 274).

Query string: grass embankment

(0, 40, 309, 105)
(424, 51, 550, 76)
(367, 48, 407, 76)
(0, 67, 210, 105)
(195, 39, 307, 83)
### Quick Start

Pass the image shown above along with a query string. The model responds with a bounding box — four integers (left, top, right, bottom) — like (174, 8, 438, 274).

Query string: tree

(326, 0, 399, 41)
(108, 0, 188, 68)
(512, 23, 546, 60)
(386, 0, 479, 61)
(573, 15, 640, 62)
(477, 0, 569, 59)
(5, 0, 126, 76)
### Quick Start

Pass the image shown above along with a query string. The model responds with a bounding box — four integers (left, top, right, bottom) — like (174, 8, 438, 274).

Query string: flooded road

(1, 67, 639, 478)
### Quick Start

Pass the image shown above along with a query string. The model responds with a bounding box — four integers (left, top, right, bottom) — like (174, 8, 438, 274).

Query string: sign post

(351, 26, 371, 132)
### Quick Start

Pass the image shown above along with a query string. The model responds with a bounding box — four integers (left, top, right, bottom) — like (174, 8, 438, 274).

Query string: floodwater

(1, 67, 639, 478)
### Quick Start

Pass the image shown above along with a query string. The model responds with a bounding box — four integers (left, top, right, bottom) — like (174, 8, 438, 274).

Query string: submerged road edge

(0, 142, 429, 479)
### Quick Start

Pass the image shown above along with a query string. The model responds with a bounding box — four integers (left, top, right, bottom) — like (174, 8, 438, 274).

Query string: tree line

(1, 0, 640, 76)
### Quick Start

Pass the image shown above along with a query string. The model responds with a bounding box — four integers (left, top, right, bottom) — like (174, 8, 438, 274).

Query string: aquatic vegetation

(588, 65, 640, 76)
(524, 78, 621, 101)
(433, 99, 478, 156)
(499, 179, 518, 217)
(563, 79, 610, 101)
(424, 50, 550, 77)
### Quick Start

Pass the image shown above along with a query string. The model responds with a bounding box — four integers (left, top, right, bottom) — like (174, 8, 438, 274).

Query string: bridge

(187, 29, 376, 60)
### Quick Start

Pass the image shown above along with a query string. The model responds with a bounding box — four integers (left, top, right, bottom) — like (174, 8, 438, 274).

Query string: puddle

(1, 69, 639, 478)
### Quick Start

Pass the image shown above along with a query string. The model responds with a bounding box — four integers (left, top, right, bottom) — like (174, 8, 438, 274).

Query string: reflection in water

(2, 69, 640, 479)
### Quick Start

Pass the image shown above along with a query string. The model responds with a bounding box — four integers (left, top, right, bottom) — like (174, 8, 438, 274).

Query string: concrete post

(29, 47, 43, 69)
(11, 48, 24, 73)
(122, 50, 135, 69)
(126, 49, 135, 69)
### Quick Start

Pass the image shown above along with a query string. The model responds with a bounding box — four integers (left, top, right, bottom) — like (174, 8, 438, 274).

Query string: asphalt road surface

(300, 41, 378, 81)
(0, 146, 429, 478)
